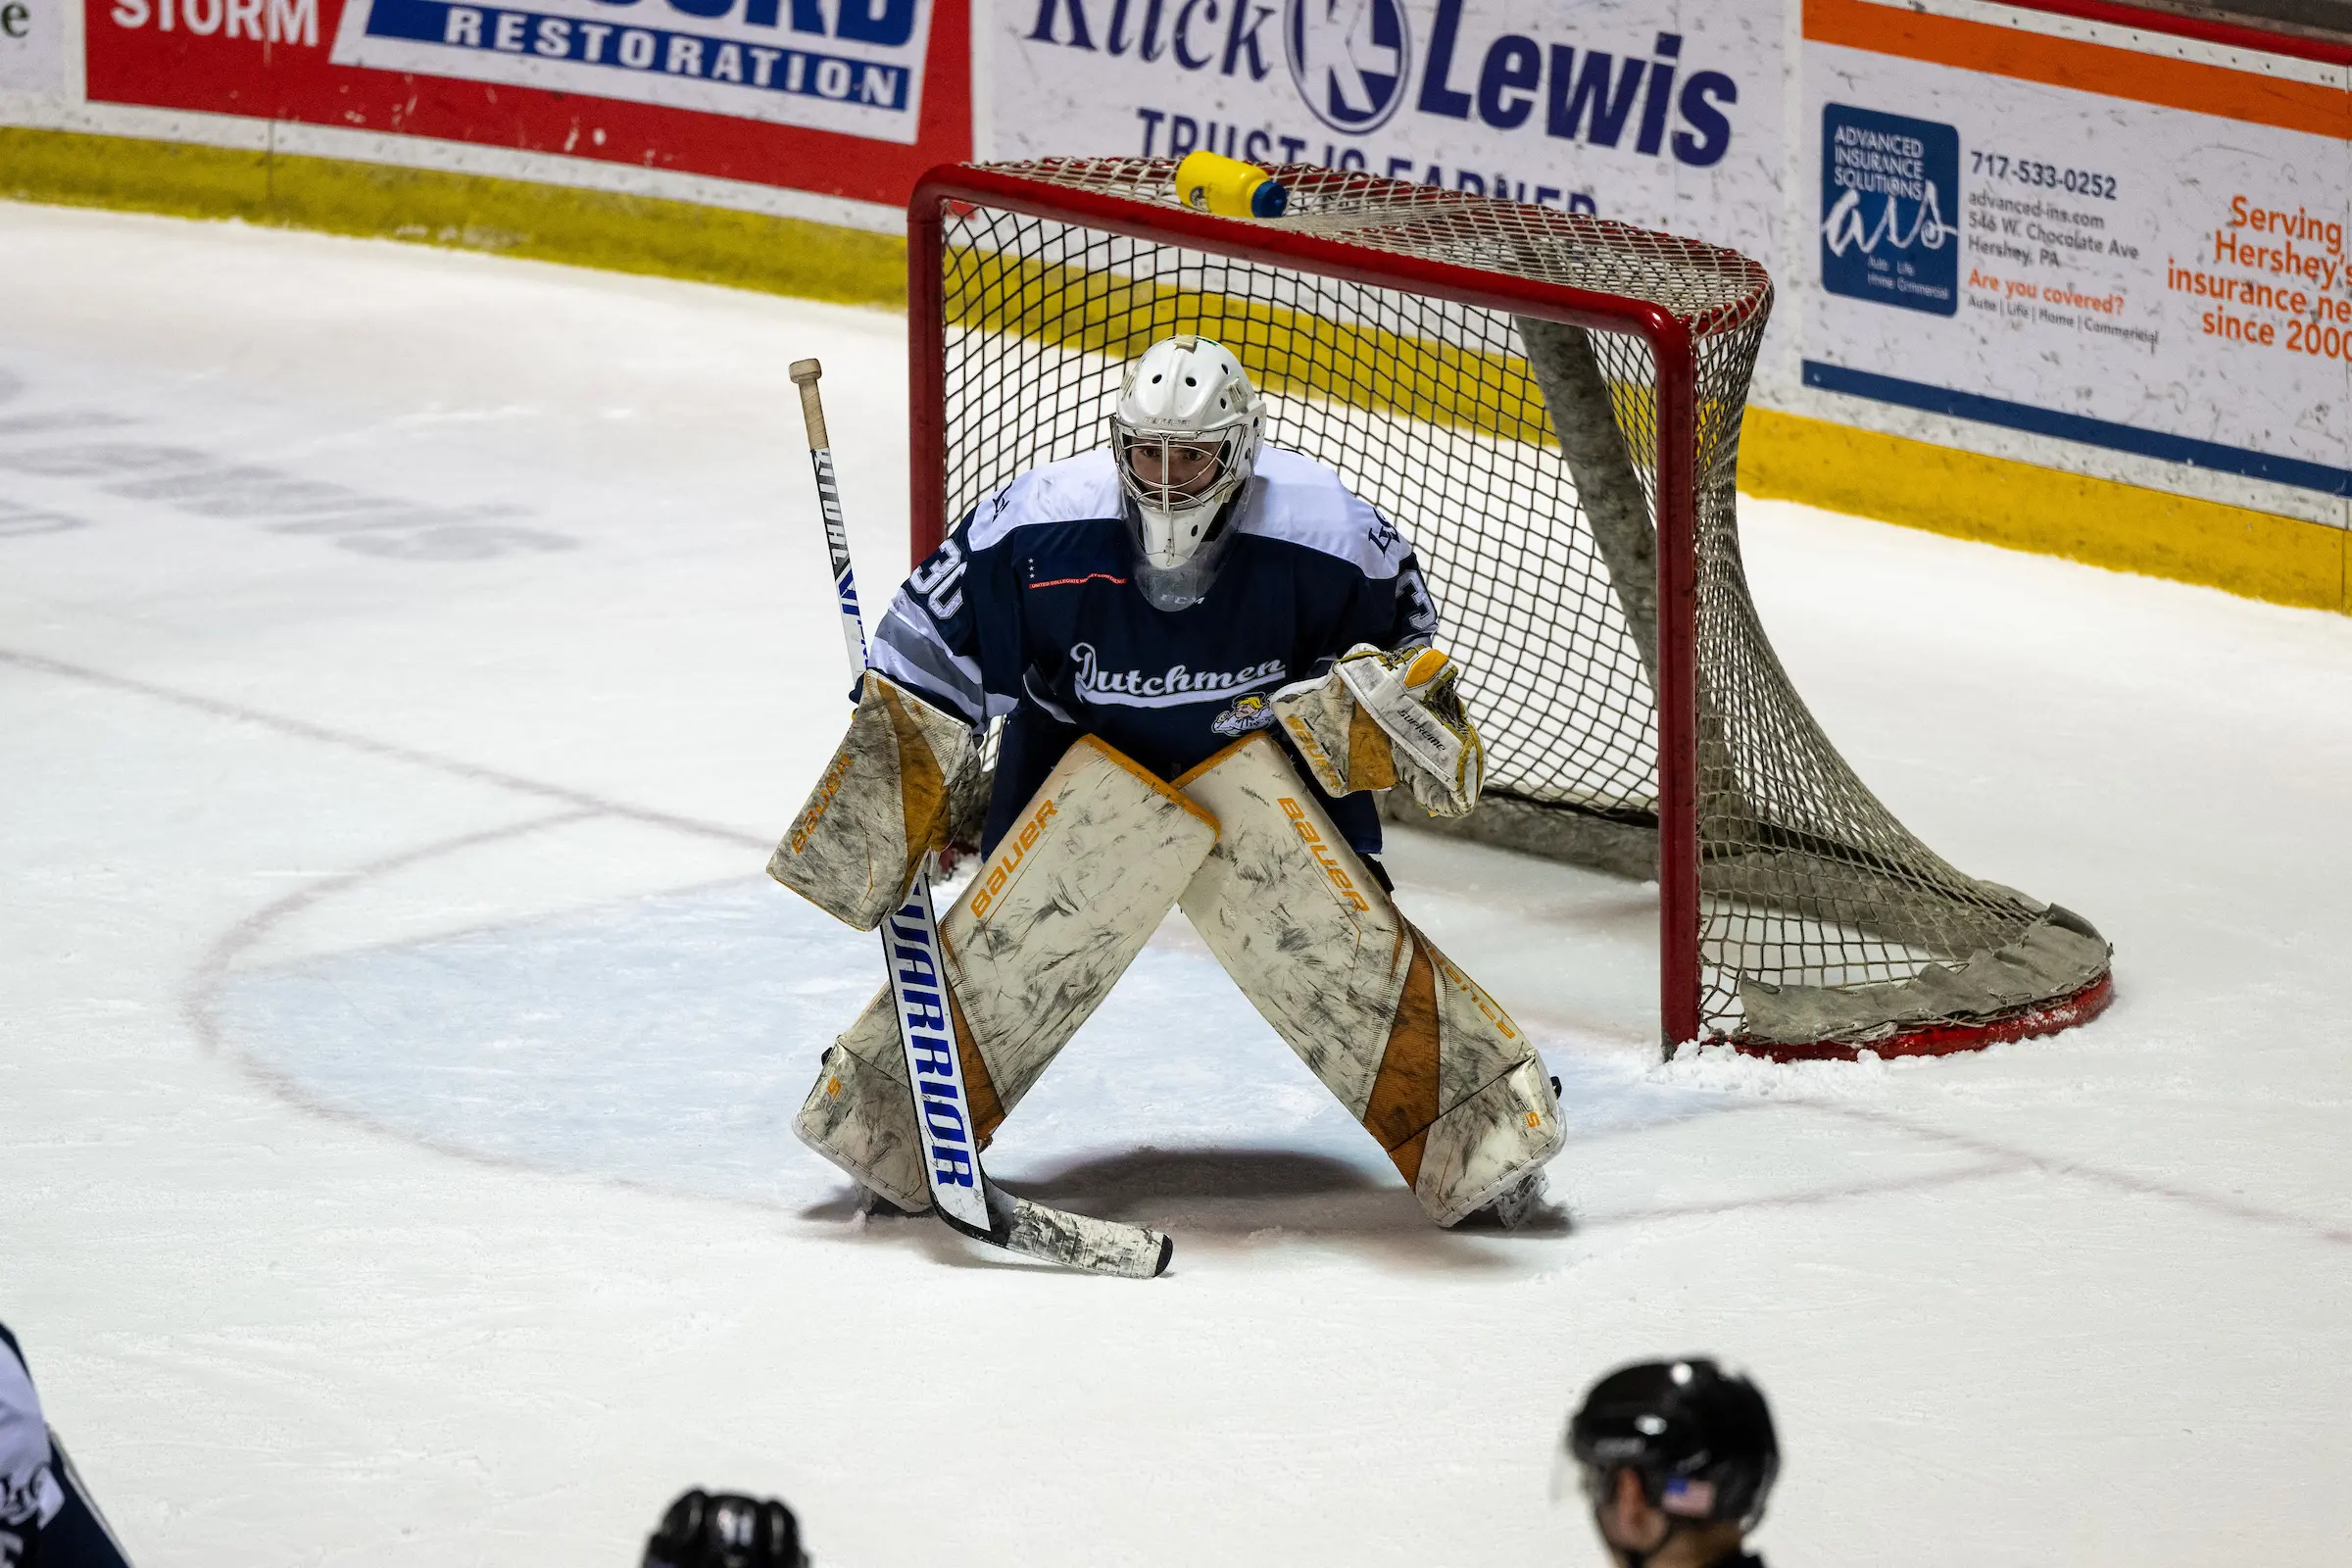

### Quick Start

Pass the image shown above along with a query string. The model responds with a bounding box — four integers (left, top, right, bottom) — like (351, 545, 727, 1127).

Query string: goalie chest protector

(864, 447, 1440, 852)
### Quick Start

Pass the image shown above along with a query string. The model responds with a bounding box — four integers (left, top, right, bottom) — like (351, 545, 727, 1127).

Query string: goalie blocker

(766, 670, 975, 932)
(773, 688, 1560, 1228)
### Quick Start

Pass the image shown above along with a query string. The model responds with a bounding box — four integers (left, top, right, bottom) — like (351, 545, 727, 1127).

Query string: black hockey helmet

(1565, 1358, 1780, 1530)
(643, 1489, 808, 1568)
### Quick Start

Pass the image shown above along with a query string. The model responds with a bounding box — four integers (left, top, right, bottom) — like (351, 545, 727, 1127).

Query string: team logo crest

(1211, 693, 1278, 736)
(1284, 0, 1412, 134)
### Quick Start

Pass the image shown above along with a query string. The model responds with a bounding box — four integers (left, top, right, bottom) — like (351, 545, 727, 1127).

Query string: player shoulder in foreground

(1, 1323, 134, 1568)
(1561, 1358, 1780, 1568)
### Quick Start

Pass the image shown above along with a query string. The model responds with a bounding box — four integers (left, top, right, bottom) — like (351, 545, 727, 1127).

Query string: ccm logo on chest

(971, 798, 1060, 920)
(1280, 797, 1370, 912)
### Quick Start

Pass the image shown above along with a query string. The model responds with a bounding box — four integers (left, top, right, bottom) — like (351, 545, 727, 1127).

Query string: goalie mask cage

(906, 158, 2113, 1061)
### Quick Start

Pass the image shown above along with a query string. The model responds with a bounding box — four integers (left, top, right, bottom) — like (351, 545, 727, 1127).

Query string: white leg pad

(1175, 733, 1562, 1225)
(1416, 1055, 1565, 1228)
(794, 991, 933, 1214)
(944, 736, 1219, 1114)
(1174, 733, 1408, 1115)
(793, 736, 1216, 1200)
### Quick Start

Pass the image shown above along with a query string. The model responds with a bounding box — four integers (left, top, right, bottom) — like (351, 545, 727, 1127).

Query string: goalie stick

(787, 358, 1173, 1279)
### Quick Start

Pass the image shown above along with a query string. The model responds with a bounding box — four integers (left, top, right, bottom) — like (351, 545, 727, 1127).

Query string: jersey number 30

(908, 539, 966, 620)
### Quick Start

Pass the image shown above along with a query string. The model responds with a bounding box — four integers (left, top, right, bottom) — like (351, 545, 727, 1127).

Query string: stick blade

(1003, 1197, 1173, 1279)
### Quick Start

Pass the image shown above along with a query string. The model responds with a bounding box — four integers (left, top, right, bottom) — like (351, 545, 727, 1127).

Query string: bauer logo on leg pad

(969, 798, 1060, 921)
(1280, 797, 1371, 913)
(1279, 712, 1348, 796)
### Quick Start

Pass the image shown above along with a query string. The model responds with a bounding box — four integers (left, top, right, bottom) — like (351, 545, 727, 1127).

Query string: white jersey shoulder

(0, 1332, 62, 1531)
(964, 450, 1124, 551)
(964, 447, 1410, 579)
(1234, 446, 1409, 579)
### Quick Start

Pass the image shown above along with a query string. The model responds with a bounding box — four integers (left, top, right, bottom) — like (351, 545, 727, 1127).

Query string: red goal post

(904, 157, 2112, 1061)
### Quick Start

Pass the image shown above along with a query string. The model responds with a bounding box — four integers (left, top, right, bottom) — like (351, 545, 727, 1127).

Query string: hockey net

(907, 157, 2111, 1059)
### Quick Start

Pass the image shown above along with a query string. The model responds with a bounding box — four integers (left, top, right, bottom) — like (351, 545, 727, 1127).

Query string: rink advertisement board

(29, 0, 2352, 528)
(326, 0, 935, 143)
(1800, 0, 2352, 498)
(0, 0, 63, 89)
(987, 0, 2352, 514)
(83, 0, 965, 204)
(985, 0, 1787, 257)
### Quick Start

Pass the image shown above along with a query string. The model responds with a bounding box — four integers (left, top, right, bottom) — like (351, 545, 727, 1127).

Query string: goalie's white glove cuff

(1271, 643, 1484, 817)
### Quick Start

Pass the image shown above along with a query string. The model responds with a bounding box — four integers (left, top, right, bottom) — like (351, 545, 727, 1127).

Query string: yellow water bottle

(1174, 150, 1290, 219)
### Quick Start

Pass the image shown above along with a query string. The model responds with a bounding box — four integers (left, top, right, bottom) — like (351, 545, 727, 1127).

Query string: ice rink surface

(3, 203, 2348, 1566)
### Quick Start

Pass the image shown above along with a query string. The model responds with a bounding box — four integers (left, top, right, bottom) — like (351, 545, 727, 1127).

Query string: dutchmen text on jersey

(868, 446, 1437, 855)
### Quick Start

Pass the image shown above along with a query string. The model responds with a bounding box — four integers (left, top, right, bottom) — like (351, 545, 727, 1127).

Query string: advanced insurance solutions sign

(989, 0, 1786, 258)
(1802, 0, 2351, 502)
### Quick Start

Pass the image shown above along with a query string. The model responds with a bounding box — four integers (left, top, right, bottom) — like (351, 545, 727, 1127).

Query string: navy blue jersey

(1, 1324, 132, 1568)
(867, 446, 1437, 856)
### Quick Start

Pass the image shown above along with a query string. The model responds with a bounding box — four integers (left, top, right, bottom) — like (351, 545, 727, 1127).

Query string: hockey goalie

(770, 335, 1562, 1231)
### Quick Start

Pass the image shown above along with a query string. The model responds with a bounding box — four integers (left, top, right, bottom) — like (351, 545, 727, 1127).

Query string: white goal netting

(921, 158, 2111, 1055)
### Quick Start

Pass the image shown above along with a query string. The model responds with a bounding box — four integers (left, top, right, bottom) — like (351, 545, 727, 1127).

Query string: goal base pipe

(1726, 971, 2116, 1063)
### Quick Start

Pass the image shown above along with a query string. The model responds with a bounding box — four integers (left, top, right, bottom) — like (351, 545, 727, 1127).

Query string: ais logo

(1285, 0, 1409, 133)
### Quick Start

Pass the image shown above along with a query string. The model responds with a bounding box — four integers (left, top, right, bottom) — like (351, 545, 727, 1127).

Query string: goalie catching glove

(1273, 643, 1485, 817)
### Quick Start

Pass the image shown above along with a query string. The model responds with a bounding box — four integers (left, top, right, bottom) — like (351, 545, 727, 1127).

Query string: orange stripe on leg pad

(1168, 732, 1269, 791)
(949, 984, 1005, 1146)
(1070, 734, 1222, 830)
(1362, 933, 1443, 1188)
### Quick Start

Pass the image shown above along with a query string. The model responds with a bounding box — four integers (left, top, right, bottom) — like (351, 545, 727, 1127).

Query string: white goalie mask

(1108, 335, 1266, 575)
